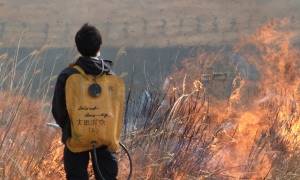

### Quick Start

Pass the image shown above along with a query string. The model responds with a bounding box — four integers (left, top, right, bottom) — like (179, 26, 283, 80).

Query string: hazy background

(0, 0, 299, 48)
(0, 0, 299, 93)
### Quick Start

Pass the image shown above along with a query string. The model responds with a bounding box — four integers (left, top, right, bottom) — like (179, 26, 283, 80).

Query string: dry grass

(0, 92, 55, 179)
(0, 45, 60, 179)
(29, 82, 297, 179)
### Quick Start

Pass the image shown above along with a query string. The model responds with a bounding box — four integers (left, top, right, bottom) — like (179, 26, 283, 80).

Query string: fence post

(0, 22, 6, 39)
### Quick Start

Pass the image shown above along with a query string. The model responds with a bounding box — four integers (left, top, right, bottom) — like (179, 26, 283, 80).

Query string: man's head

(75, 23, 102, 57)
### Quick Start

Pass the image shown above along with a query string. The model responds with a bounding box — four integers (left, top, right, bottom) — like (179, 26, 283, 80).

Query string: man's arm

(52, 67, 78, 144)
(52, 67, 78, 128)
(52, 72, 69, 128)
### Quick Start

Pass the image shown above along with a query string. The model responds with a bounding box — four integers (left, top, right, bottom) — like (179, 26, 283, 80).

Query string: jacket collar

(75, 56, 113, 76)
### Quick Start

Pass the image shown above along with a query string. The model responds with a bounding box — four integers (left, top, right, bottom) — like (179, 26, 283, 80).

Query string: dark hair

(75, 23, 102, 57)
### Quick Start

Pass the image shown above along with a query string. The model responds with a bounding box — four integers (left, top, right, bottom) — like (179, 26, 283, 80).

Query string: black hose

(119, 142, 132, 180)
(92, 143, 106, 180)
(91, 142, 132, 180)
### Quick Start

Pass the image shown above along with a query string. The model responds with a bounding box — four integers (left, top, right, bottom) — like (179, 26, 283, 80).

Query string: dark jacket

(51, 56, 113, 144)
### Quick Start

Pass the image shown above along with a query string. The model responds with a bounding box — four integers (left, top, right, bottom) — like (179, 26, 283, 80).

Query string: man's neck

(90, 56, 99, 60)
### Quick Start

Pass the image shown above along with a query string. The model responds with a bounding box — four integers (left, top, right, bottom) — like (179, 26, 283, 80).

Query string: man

(52, 23, 118, 180)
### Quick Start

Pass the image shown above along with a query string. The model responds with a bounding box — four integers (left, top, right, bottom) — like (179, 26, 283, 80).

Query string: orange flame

(167, 19, 300, 178)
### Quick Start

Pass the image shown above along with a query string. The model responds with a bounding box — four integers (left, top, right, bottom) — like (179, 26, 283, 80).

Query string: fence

(0, 15, 299, 48)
